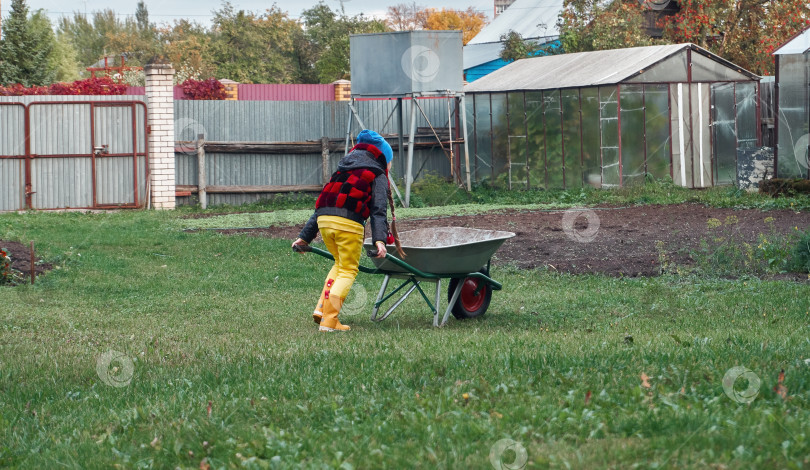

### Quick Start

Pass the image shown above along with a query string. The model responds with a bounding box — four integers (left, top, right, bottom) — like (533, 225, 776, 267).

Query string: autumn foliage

(0, 76, 128, 96)
(560, 0, 810, 75)
(179, 78, 227, 100)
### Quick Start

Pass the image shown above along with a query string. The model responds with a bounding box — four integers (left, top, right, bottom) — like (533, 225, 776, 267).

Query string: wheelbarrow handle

(292, 244, 311, 253)
(367, 248, 380, 258)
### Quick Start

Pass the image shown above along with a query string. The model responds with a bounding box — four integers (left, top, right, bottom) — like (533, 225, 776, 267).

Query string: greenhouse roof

(467, 0, 563, 45)
(464, 43, 759, 92)
(773, 26, 810, 55)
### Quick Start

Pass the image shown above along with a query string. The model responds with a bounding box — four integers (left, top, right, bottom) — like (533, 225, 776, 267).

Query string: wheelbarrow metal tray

(363, 227, 515, 275)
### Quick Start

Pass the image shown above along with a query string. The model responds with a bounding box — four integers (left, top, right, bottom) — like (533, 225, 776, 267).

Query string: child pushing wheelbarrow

(292, 129, 405, 332)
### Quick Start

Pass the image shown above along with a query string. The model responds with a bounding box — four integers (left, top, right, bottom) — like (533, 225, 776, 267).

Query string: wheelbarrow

(294, 227, 515, 327)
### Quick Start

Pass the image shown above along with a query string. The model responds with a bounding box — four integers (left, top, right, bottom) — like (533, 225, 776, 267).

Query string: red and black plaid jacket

(298, 143, 389, 243)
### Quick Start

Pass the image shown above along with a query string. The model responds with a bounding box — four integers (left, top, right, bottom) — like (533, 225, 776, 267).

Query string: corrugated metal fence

(0, 95, 147, 211)
(174, 98, 454, 206)
(1, 96, 456, 210)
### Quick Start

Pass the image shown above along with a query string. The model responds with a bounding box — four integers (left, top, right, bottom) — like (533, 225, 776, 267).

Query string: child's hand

(292, 238, 308, 253)
(374, 241, 387, 258)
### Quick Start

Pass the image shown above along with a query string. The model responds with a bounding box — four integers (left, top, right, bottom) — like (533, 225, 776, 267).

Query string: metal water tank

(350, 30, 463, 97)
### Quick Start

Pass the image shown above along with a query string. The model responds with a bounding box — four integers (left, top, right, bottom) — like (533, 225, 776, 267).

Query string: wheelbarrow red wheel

(448, 271, 492, 319)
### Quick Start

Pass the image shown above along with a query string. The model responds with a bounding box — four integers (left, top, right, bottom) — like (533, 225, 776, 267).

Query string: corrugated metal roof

(464, 43, 756, 92)
(467, 0, 563, 45)
(464, 42, 506, 69)
(773, 26, 810, 55)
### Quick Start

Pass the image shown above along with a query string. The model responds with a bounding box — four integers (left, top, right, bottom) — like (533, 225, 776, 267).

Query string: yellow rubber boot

(319, 295, 350, 332)
(312, 278, 335, 324)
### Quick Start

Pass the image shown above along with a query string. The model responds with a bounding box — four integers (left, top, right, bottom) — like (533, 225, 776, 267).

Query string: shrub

(0, 77, 127, 96)
(790, 227, 810, 273)
(760, 178, 810, 197)
(180, 78, 227, 100)
(411, 173, 470, 207)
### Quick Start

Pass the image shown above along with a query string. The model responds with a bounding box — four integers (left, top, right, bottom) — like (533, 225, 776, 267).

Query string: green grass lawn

(1, 196, 809, 469)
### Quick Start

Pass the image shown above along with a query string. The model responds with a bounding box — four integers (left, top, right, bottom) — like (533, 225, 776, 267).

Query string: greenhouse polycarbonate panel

(735, 82, 758, 151)
(625, 52, 688, 84)
(712, 83, 737, 185)
(776, 55, 809, 178)
(545, 90, 563, 189)
(600, 87, 620, 187)
(644, 85, 670, 181)
(490, 94, 508, 187)
(472, 95, 493, 182)
(670, 83, 692, 187)
(692, 83, 712, 188)
(507, 92, 527, 189)
(690, 51, 752, 82)
(525, 92, 546, 189)
(461, 95, 475, 183)
(0, 159, 24, 211)
(619, 85, 645, 185)
(561, 89, 582, 189)
(580, 88, 601, 187)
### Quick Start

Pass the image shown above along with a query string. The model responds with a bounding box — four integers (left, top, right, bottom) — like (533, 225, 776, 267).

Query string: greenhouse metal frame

(462, 43, 761, 190)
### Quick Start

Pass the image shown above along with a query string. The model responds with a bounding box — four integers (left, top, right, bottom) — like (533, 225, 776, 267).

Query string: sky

(1, 0, 496, 26)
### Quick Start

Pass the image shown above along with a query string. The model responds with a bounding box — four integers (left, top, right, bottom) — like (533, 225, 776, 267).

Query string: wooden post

(196, 134, 207, 209)
(29, 241, 35, 285)
(321, 136, 330, 185)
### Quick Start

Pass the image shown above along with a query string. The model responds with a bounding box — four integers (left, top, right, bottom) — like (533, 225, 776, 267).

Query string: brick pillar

(145, 64, 176, 210)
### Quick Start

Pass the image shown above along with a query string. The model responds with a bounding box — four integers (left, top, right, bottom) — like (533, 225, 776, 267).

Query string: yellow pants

(315, 222, 363, 329)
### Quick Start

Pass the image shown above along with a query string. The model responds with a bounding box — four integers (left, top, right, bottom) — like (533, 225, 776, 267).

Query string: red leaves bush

(180, 78, 227, 100)
(0, 77, 128, 96)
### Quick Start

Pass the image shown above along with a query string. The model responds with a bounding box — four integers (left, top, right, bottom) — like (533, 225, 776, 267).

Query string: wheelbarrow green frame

(296, 245, 503, 327)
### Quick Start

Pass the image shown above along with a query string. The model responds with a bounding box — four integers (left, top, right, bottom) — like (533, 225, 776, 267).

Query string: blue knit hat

(357, 129, 393, 164)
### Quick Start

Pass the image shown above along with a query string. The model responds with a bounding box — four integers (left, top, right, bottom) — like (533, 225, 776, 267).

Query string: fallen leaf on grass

(640, 373, 651, 389)
(773, 369, 787, 400)
(585, 390, 592, 405)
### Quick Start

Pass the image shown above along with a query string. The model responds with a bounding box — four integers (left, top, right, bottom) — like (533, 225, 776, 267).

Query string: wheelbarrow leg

(432, 279, 442, 327)
(370, 274, 391, 322)
(438, 281, 464, 327)
(380, 281, 419, 321)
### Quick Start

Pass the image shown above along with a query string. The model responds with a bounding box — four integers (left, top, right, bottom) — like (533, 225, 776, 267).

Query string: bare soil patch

(0, 240, 52, 279)
(219, 203, 810, 278)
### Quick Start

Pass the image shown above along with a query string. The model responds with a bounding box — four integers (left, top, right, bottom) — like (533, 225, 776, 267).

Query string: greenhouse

(462, 43, 761, 189)
(774, 26, 810, 179)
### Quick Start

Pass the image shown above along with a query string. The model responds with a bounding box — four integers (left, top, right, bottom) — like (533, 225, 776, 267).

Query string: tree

(386, 2, 429, 31)
(558, 0, 653, 53)
(499, 30, 539, 62)
(302, 3, 388, 83)
(210, 2, 302, 83)
(559, 0, 810, 76)
(659, 0, 810, 75)
(157, 19, 216, 81)
(0, 0, 55, 86)
(58, 10, 126, 71)
(424, 7, 487, 45)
